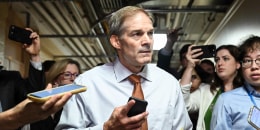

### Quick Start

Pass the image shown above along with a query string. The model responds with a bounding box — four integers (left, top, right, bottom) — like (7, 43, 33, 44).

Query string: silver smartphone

(27, 84, 87, 103)
(248, 106, 260, 129)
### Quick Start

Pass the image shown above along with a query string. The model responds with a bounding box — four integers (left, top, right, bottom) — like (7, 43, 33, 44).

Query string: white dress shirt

(56, 58, 192, 130)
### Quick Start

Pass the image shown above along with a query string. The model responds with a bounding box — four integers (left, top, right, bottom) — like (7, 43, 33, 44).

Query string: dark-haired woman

(180, 44, 243, 130)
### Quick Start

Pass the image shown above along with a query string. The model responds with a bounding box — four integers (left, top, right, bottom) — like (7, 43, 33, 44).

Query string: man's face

(116, 12, 154, 71)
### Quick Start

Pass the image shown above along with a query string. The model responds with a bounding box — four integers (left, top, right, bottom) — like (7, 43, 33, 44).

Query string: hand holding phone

(8, 25, 33, 45)
(127, 97, 148, 117)
(27, 84, 87, 103)
(191, 44, 216, 59)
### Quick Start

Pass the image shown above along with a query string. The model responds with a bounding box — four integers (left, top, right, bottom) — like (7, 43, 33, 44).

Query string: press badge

(248, 106, 260, 129)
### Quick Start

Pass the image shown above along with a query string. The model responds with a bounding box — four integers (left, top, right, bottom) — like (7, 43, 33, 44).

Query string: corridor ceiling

(8, 0, 237, 70)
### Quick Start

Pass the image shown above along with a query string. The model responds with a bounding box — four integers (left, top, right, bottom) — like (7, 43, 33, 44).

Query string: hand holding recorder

(0, 83, 72, 130)
(27, 83, 87, 103)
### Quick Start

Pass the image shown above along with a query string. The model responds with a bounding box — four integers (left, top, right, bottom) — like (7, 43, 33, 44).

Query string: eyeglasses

(241, 58, 260, 68)
(60, 72, 79, 79)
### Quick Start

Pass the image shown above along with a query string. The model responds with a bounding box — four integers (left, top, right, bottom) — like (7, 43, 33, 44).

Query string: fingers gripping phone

(192, 44, 216, 59)
(127, 97, 148, 117)
(8, 25, 33, 45)
(248, 106, 260, 129)
(27, 84, 87, 103)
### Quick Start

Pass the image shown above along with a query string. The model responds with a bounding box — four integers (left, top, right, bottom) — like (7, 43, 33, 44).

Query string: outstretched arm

(157, 27, 182, 78)
(0, 84, 72, 130)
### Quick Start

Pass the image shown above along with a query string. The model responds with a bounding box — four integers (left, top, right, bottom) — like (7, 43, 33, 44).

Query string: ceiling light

(153, 34, 167, 50)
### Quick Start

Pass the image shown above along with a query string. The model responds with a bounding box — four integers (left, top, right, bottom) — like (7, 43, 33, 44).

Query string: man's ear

(110, 35, 121, 49)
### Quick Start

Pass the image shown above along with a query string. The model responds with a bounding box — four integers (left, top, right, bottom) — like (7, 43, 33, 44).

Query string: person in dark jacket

(157, 27, 191, 79)
(0, 28, 45, 130)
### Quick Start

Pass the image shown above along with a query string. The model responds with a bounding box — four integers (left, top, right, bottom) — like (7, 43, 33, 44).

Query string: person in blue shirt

(211, 35, 260, 130)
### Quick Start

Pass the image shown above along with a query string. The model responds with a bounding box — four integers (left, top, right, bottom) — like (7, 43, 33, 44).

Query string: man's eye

(223, 57, 229, 61)
(133, 32, 141, 36)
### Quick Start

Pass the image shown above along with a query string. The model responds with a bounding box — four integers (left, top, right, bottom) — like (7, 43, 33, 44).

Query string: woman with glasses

(46, 59, 81, 87)
(211, 36, 260, 130)
(180, 44, 243, 130)
(30, 58, 81, 130)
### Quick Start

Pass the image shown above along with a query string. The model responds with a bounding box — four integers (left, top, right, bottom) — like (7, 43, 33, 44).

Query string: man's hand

(103, 100, 148, 130)
(186, 45, 203, 68)
(167, 27, 182, 44)
(163, 27, 183, 52)
(22, 28, 40, 62)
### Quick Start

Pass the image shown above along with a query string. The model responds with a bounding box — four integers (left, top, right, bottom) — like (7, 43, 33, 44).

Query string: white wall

(205, 0, 260, 47)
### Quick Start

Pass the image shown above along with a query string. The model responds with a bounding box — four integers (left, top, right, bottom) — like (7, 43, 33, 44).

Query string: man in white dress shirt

(56, 6, 192, 130)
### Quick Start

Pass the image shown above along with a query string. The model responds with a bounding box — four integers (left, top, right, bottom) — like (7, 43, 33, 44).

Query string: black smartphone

(8, 25, 32, 45)
(127, 96, 148, 117)
(192, 44, 216, 59)
(248, 106, 260, 129)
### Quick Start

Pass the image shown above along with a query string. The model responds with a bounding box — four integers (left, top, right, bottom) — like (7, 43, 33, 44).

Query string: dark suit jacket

(157, 49, 181, 79)
(0, 70, 23, 111)
(0, 64, 45, 130)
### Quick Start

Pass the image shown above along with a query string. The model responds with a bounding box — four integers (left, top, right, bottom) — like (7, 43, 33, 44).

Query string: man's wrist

(30, 58, 42, 71)
(30, 54, 41, 62)
(160, 48, 173, 56)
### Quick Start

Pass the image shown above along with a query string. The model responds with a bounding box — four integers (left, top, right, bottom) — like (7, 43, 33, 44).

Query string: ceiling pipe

(204, 0, 245, 45)
(21, 11, 30, 27)
(31, 2, 92, 68)
(54, 2, 95, 68)
(69, 1, 105, 67)
(54, 54, 116, 58)
(44, 2, 93, 68)
(40, 34, 107, 38)
(194, 12, 216, 45)
(84, 0, 111, 63)
(145, 7, 227, 13)
(178, 0, 194, 42)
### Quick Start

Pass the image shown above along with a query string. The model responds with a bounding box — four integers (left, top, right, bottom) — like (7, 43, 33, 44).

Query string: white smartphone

(248, 106, 260, 129)
(27, 84, 87, 103)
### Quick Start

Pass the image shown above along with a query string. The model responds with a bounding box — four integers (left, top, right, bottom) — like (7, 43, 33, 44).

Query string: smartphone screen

(27, 84, 87, 102)
(192, 44, 216, 59)
(248, 106, 260, 129)
(8, 25, 32, 45)
(29, 84, 86, 98)
(127, 97, 148, 117)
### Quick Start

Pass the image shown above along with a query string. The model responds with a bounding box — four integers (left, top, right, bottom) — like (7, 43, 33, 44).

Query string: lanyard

(245, 86, 258, 107)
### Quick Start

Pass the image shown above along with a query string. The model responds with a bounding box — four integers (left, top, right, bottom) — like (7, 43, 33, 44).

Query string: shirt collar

(244, 82, 260, 97)
(113, 57, 152, 82)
